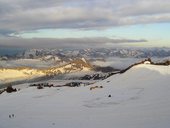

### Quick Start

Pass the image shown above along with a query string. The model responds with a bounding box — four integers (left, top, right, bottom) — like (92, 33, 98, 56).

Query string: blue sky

(17, 23, 170, 47)
(0, 0, 170, 48)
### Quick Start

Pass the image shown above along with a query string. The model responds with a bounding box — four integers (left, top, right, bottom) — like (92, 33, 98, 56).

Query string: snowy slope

(0, 64, 170, 128)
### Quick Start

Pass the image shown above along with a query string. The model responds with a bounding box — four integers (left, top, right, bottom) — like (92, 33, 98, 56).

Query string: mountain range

(1, 48, 170, 60)
(0, 58, 92, 86)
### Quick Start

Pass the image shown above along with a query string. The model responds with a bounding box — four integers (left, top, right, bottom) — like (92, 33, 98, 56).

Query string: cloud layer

(0, 37, 147, 48)
(0, 0, 170, 36)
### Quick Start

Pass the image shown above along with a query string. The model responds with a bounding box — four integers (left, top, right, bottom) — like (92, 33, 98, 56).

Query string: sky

(0, 0, 170, 48)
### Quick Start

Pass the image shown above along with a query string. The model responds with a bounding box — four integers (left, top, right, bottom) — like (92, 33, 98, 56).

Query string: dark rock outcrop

(6, 85, 17, 93)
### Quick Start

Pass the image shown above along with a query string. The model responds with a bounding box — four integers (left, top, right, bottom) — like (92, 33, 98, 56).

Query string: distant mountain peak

(0, 58, 93, 85)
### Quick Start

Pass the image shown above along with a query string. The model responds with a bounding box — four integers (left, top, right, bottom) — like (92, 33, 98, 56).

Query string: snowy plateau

(0, 63, 170, 128)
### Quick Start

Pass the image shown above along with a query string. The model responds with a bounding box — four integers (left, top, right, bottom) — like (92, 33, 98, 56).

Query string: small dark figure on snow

(37, 85, 43, 89)
(108, 95, 111, 97)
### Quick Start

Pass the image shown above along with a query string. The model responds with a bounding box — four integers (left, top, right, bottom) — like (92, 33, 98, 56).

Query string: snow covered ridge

(120, 59, 170, 73)
(0, 58, 92, 85)
(0, 60, 170, 128)
(134, 64, 170, 75)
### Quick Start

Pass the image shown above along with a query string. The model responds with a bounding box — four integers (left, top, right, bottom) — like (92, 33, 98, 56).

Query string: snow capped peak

(81, 58, 87, 63)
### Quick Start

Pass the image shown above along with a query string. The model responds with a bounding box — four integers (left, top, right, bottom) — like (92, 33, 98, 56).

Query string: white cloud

(0, 0, 170, 36)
